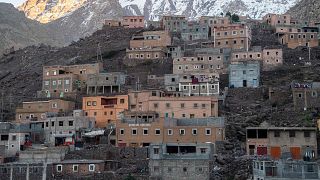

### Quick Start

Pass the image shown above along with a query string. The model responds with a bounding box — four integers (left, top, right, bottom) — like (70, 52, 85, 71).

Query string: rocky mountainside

(287, 0, 320, 22)
(19, 0, 300, 23)
(120, 0, 300, 20)
(0, 3, 64, 56)
(18, 0, 88, 23)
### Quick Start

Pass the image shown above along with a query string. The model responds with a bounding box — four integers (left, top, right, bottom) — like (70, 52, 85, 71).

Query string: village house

(0, 122, 28, 158)
(82, 95, 129, 128)
(180, 22, 209, 41)
(199, 16, 231, 27)
(160, 15, 187, 32)
(246, 125, 317, 160)
(15, 99, 75, 122)
(292, 82, 320, 110)
(252, 159, 320, 180)
(86, 72, 126, 95)
(104, 19, 122, 27)
(126, 47, 167, 60)
(147, 20, 161, 28)
(129, 31, 172, 48)
(229, 61, 260, 88)
(262, 14, 292, 27)
(40, 63, 103, 98)
(122, 16, 145, 28)
(212, 23, 251, 50)
(231, 46, 283, 71)
(128, 90, 219, 118)
(116, 111, 224, 147)
(53, 159, 105, 176)
(164, 73, 219, 96)
(149, 143, 215, 180)
(277, 26, 319, 48)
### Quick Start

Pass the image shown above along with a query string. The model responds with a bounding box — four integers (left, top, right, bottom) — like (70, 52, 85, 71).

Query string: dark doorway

(243, 80, 247, 87)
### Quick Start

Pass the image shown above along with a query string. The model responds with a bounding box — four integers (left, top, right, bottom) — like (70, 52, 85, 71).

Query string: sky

(0, 0, 25, 6)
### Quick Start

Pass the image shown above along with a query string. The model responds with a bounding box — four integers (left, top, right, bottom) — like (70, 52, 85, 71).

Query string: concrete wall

(229, 62, 260, 88)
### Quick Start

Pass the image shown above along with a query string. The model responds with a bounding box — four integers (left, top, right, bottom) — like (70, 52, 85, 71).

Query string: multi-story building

(149, 143, 215, 180)
(231, 46, 283, 71)
(122, 16, 145, 28)
(15, 99, 75, 122)
(181, 22, 209, 41)
(126, 47, 167, 60)
(86, 72, 126, 95)
(160, 15, 187, 32)
(116, 113, 225, 147)
(40, 63, 103, 98)
(105, 19, 122, 27)
(292, 82, 320, 110)
(129, 31, 171, 49)
(41, 110, 95, 146)
(199, 16, 231, 27)
(164, 73, 219, 96)
(246, 125, 317, 160)
(262, 14, 291, 27)
(252, 159, 320, 180)
(278, 31, 318, 49)
(0, 122, 29, 158)
(212, 23, 251, 50)
(53, 159, 105, 176)
(128, 90, 219, 118)
(82, 95, 129, 127)
(229, 61, 260, 88)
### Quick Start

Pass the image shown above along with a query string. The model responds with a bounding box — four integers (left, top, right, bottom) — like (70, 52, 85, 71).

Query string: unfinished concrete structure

(149, 143, 215, 180)
(117, 114, 224, 147)
(181, 22, 209, 41)
(160, 15, 187, 32)
(199, 16, 231, 27)
(252, 159, 320, 180)
(0, 163, 49, 180)
(229, 61, 260, 88)
(246, 125, 317, 160)
(19, 146, 69, 163)
(86, 72, 126, 95)
(15, 99, 75, 122)
(122, 16, 145, 28)
(129, 31, 171, 49)
(292, 82, 320, 110)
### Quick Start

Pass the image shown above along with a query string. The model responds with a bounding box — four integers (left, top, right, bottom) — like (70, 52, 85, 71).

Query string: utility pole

(308, 44, 311, 62)
(1, 91, 3, 122)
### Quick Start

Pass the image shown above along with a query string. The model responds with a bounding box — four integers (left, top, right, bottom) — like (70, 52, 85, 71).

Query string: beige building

(199, 16, 231, 27)
(116, 113, 225, 147)
(160, 15, 187, 32)
(246, 125, 317, 160)
(105, 19, 122, 27)
(212, 23, 251, 50)
(126, 47, 167, 59)
(15, 99, 75, 122)
(128, 90, 219, 118)
(40, 63, 103, 98)
(262, 14, 291, 27)
(278, 32, 318, 49)
(122, 16, 145, 28)
(231, 46, 283, 71)
(129, 31, 171, 49)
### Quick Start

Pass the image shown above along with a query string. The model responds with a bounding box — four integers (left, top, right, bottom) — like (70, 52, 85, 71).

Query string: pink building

(122, 16, 145, 28)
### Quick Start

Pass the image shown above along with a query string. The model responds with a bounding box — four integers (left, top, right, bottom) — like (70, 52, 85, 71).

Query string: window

(143, 128, 148, 135)
(183, 167, 187, 172)
(59, 121, 63, 127)
(190, 114, 195, 118)
(153, 148, 159, 154)
(243, 70, 246, 75)
(153, 103, 158, 108)
(1, 135, 8, 141)
(52, 103, 57, 108)
(274, 131, 280, 137)
(132, 128, 137, 135)
(69, 121, 73, 126)
(46, 122, 49, 127)
(205, 128, 211, 135)
(304, 131, 310, 138)
(94, 112, 97, 116)
(180, 103, 185, 108)
(167, 129, 173, 135)
(289, 131, 295, 137)
(178, 66, 182, 70)
(89, 164, 95, 172)
(120, 99, 125, 104)
(92, 101, 97, 106)
(11, 135, 16, 141)
(51, 122, 55, 127)
(65, 80, 70, 85)
(168, 167, 172, 173)
(154, 166, 159, 172)
(193, 103, 198, 108)
(200, 148, 207, 154)
(166, 103, 170, 108)
(73, 165, 78, 172)
(202, 104, 206, 108)
(58, 80, 62, 85)
(57, 165, 62, 172)
(155, 129, 161, 135)
(120, 129, 124, 135)
(312, 91, 317, 97)
(52, 81, 56, 85)
(179, 129, 185, 135)
(192, 129, 197, 135)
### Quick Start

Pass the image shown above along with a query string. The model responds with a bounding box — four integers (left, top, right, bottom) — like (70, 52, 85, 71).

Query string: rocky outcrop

(287, 0, 320, 22)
